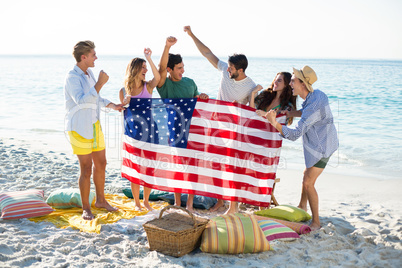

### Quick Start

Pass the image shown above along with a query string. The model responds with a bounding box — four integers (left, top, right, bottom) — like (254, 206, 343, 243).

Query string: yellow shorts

(68, 121, 105, 155)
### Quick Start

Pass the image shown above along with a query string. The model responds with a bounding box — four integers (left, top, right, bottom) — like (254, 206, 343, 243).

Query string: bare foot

(209, 199, 224, 212)
(144, 202, 154, 211)
(95, 201, 118, 212)
(134, 205, 143, 211)
(223, 206, 238, 215)
(298, 205, 308, 212)
(82, 209, 95, 221)
(310, 223, 321, 231)
(186, 206, 195, 213)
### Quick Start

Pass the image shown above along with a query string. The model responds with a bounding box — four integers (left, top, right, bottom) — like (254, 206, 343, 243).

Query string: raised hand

(98, 70, 109, 86)
(183, 25, 193, 36)
(252, 84, 263, 95)
(144, 48, 152, 60)
(166, 36, 177, 47)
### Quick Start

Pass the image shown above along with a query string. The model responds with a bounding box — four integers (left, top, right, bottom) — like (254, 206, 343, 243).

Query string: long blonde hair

(124, 57, 146, 95)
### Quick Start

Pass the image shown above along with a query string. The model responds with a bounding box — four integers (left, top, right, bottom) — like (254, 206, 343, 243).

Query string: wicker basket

(143, 205, 209, 257)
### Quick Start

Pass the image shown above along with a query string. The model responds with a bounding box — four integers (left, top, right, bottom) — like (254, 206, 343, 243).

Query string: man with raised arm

(184, 26, 262, 214)
(157, 36, 209, 213)
(64, 40, 124, 220)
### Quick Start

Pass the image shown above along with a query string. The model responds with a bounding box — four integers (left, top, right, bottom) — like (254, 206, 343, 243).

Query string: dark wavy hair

(254, 72, 297, 125)
(228, 54, 248, 71)
(167, 53, 183, 70)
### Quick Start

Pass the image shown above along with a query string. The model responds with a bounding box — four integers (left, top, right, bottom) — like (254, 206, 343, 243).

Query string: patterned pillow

(46, 189, 95, 209)
(258, 219, 300, 241)
(0, 189, 54, 220)
(200, 213, 271, 254)
(254, 205, 312, 222)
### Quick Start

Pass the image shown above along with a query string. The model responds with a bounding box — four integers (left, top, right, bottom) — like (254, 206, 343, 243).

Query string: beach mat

(29, 194, 169, 233)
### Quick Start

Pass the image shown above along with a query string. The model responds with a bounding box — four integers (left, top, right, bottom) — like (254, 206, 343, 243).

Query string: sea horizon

(1, 54, 402, 62)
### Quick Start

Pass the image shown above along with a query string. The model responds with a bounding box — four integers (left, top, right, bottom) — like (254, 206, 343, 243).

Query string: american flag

(121, 98, 285, 207)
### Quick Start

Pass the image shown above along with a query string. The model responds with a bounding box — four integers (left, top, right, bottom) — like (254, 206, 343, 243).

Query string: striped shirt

(217, 60, 256, 104)
(281, 89, 338, 168)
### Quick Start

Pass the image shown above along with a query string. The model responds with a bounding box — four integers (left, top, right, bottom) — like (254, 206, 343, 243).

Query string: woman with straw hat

(260, 65, 338, 231)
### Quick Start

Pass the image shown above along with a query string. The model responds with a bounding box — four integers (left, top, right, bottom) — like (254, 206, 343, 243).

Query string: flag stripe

(122, 142, 277, 181)
(121, 166, 272, 205)
(189, 117, 283, 141)
(122, 156, 274, 193)
(122, 135, 281, 170)
(189, 125, 282, 148)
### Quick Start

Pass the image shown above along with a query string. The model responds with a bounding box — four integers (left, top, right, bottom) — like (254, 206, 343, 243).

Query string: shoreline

(1, 137, 401, 267)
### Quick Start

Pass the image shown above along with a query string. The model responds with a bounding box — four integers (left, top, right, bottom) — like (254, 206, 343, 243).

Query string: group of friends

(64, 26, 338, 231)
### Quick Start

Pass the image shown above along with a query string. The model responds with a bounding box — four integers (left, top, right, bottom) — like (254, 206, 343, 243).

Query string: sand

(0, 137, 401, 267)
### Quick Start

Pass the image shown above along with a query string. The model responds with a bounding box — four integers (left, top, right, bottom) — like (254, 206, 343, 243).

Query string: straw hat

(293, 66, 317, 92)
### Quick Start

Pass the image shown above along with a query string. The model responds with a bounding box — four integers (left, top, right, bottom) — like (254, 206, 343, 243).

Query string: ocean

(0, 55, 401, 180)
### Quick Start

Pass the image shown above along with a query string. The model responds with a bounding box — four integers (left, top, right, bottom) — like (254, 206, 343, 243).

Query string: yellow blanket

(29, 194, 169, 233)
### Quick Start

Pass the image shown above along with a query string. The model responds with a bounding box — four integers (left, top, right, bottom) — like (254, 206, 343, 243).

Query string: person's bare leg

(174, 192, 182, 207)
(77, 154, 94, 220)
(298, 168, 309, 212)
(303, 166, 324, 231)
(92, 150, 118, 212)
(186, 194, 195, 213)
(209, 199, 224, 212)
(131, 182, 143, 211)
(224, 201, 238, 215)
(143, 186, 153, 211)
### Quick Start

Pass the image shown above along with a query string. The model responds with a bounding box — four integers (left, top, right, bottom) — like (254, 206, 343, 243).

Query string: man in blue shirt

(64, 40, 124, 220)
(263, 66, 338, 231)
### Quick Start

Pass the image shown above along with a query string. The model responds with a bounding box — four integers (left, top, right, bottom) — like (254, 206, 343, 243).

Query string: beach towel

(121, 98, 285, 207)
(253, 215, 312, 234)
(29, 194, 169, 233)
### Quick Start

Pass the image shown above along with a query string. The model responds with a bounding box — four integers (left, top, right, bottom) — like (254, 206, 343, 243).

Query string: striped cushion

(0, 190, 54, 220)
(258, 219, 300, 241)
(200, 213, 271, 254)
(254, 215, 312, 234)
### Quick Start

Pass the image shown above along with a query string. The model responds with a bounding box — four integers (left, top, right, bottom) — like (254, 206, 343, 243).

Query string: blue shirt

(281, 89, 338, 168)
(64, 65, 111, 139)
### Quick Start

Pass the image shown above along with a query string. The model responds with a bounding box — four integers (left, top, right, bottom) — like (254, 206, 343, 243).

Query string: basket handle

(159, 205, 197, 228)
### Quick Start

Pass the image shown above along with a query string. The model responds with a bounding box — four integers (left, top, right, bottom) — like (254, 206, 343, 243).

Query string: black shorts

(313, 157, 330, 169)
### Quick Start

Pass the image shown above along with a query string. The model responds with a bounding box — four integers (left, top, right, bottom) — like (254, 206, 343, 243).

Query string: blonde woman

(119, 48, 160, 211)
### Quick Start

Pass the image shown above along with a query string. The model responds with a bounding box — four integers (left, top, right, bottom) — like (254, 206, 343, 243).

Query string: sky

(1, 0, 401, 60)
